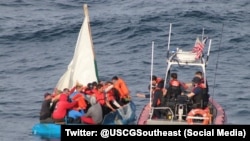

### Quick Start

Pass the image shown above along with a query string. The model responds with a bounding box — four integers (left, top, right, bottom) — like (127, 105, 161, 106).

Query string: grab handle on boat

(178, 105, 184, 121)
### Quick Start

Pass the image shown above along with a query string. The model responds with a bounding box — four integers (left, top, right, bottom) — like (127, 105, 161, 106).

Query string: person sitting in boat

(52, 93, 77, 122)
(50, 88, 72, 112)
(151, 75, 163, 90)
(186, 76, 208, 109)
(184, 71, 208, 92)
(136, 75, 162, 98)
(193, 71, 209, 107)
(165, 73, 184, 101)
(39, 93, 54, 123)
(104, 81, 121, 112)
(68, 82, 83, 99)
(50, 89, 62, 103)
(83, 82, 95, 96)
(152, 75, 163, 86)
(67, 83, 88, 121)
(92, 81, 98, 91)
(111, 76, 131, 105)
(194, 71, 209, 96)
(52, 87, 83, 123)
(166, 73, 188, 98)
(152, 80, 166, 119)
(81, 95, 103, 125)
(93, 83, 105, 106)
(93, 83, 112, 117)
(82, 81, 98, 99)
(185, 71, 210, 108)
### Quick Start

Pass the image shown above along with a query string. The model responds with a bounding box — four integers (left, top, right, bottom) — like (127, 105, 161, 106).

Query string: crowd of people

(39, 71, 210, 123)
(39, 76, 131, 125)
(137, 71, 210, 119)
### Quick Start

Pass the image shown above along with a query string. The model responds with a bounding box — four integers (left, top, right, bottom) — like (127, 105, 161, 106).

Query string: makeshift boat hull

(32, 101, 136, 138)
(32, 4, 137, 138)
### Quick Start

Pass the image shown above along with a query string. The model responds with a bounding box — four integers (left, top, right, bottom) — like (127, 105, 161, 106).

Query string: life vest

(198, 83, 210, 108)
(94, 91, 105, 106)
(72, 93, 87, 110)
(84, 89, 94, 95)
(166, 80, 182, 101)
(199, 83, 206, 89)
(169, 79, 180, 86)
(106, 91, 114, 101)
(191, 86, 204, 108)
(186, 108, 211, 125)
(156, 77, 163, 84)
(113, 78, 130, 99)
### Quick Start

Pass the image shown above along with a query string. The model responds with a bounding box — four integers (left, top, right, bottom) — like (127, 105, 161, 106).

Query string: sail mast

(84, 4, 99, 82)
(83, 4, 99, 82)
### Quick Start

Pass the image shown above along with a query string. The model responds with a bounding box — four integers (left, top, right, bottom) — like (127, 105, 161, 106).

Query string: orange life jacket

(106, 90, 115, 101)
(169, 79, 180, 86)
(72, 93, 87, 110)
(199, 83, 206, 89)
(156, 77, 163, 84)
(94, 91, 105, 106)
(170, 79, 189, 90)
(114, 78, 130, 99)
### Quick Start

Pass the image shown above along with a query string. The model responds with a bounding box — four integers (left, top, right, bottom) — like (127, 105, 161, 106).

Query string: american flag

(192, 37, 205, 59)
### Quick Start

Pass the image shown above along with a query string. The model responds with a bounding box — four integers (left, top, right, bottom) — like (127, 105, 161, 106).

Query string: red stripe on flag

(192, 37, 204, 59)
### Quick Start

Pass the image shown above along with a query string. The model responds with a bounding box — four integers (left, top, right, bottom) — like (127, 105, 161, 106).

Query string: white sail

(56, 4, 98, 91)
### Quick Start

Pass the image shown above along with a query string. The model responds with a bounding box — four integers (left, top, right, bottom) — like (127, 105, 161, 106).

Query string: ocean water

(0, 0, 250, 140)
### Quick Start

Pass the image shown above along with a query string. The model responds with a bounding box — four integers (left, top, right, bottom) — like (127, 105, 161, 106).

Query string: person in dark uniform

(151, 80, 165, 118)
(186, 77, 204, 109)
(39, 93, 54, 123)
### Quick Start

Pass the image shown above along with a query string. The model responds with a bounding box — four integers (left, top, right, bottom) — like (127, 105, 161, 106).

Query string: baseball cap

(192, 77, 201, 83)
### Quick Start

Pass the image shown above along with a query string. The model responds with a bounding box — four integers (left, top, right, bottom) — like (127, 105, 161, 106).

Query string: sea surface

(0, 0, 250, 140)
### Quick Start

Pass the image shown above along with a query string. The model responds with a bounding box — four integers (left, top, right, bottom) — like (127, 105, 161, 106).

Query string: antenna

(205, 39, 212, 67)
(202, 27, 204, 40)
(211, 24, 224, 117)
(166, 23, 172, 59)
(149, 41, 154, 109)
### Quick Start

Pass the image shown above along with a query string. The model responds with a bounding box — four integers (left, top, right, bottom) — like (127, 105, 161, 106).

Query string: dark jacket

(40, 99, 52, 120)
(152, 89, 163, 107)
